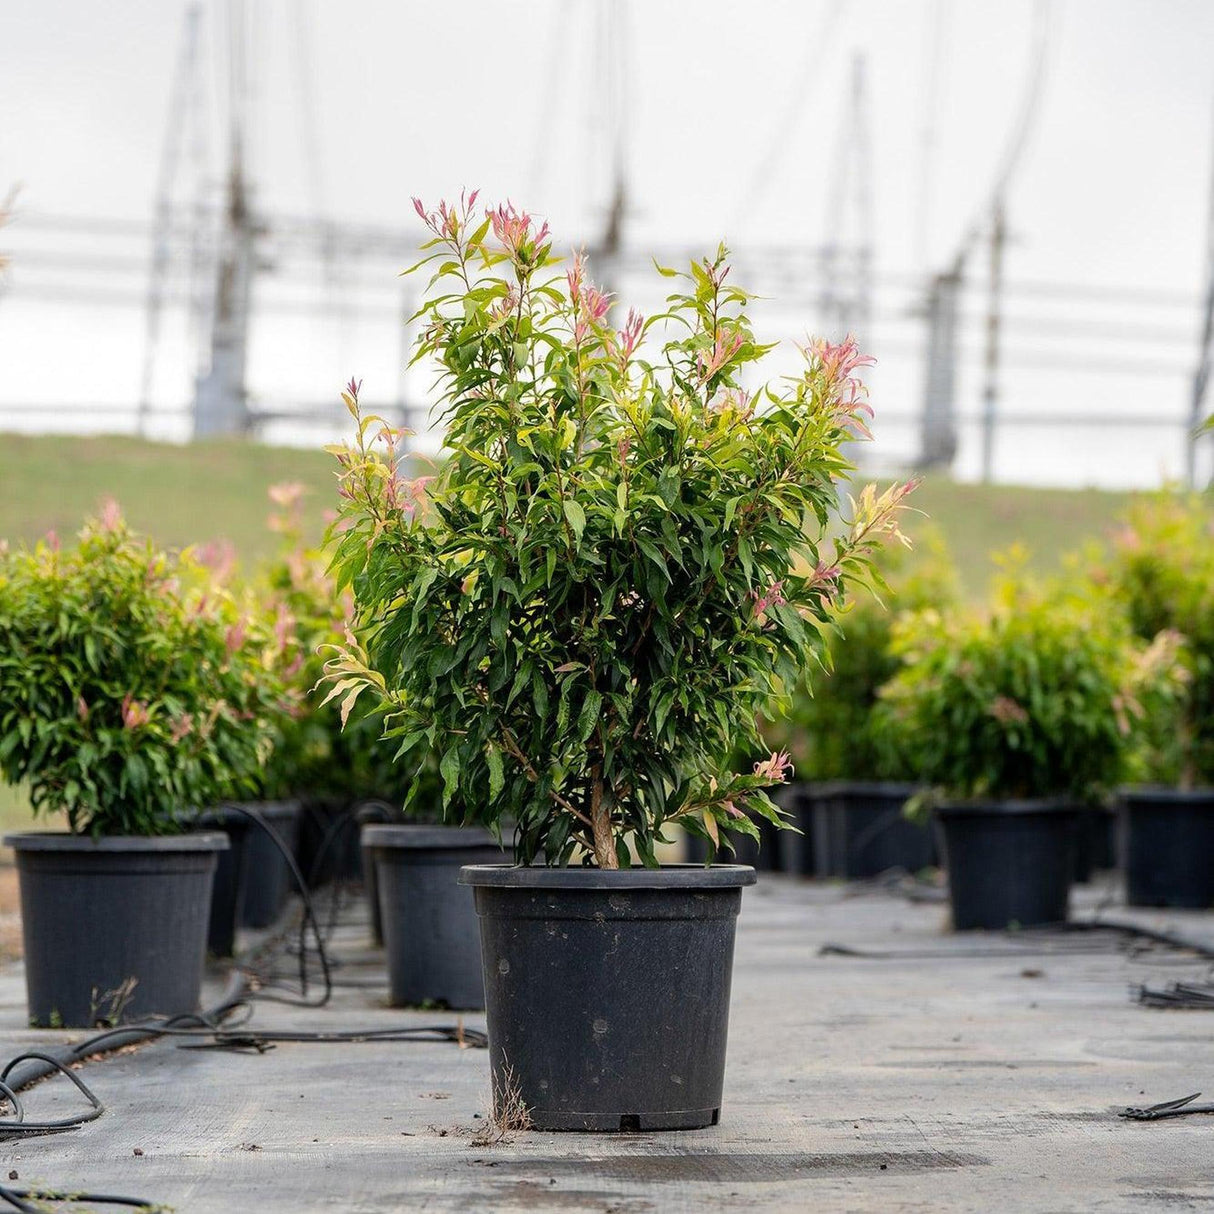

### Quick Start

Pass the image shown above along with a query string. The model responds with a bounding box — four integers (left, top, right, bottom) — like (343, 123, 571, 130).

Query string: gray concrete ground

(2, 874, 1214, 1212)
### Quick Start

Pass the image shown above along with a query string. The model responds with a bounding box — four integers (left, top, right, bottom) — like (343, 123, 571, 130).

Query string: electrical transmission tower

(819, 53, 873, 343)
(137, 3, 210, 438)
(194, 0, 258, 438)
(1187, 100, 1214, 488)
(917, 0, 1051, 477)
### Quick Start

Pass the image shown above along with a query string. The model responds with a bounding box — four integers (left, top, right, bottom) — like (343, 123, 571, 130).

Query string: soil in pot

(1122, 788, 1214, 908)
(239, 800, 303, 929)
(4, 832, 228, 1027)
(935, 801, 1078, 931)
(812, 782, 932, 879)
(461, 863, 756, 1132)
(363, 825, 506, 1009)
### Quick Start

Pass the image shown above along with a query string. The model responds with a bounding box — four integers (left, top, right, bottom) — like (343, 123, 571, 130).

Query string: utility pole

(918, 255, 962, 469)
(194, 0, 254, 438)
(820, 53, 874, 343)
(1186, 103, 1214, 488)
(138, 4, 204, 438)
(979, 203, 1007, 483)
(594, 0, 628, 297)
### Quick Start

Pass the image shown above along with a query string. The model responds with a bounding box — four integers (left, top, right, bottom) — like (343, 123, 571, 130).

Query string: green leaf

(563, 499, 586, 543)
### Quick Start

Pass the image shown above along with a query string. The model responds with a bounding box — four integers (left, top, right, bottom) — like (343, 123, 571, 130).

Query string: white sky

(2, 0, 1213, 486)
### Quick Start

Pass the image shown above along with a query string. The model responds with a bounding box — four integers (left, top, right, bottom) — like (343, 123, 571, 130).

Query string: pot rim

(3, 830, 230, 852)
(935, 798, 1080, 818)
(362, 823, 504, 850)
(1119, 785, 1214, 806)
(811, 780, 923, 799)
(459, 862, 756, 889)
(196, 800, 301, 826)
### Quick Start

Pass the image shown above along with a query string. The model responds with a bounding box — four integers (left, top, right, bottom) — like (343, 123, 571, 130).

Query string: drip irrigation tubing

(0, 803, 485, 1206)
(820, 917, 1214, 962)
(0, 1186, 161, 1212)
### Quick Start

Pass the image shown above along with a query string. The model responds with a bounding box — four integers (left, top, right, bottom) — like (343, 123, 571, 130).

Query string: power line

(728, 0, 849, 235)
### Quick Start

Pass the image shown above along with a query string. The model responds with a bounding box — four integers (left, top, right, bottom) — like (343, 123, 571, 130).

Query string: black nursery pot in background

(935, 801, 1078, 931)
(239, 800, 303, 929)
(775, 783, 817, 876)
(460, 863, 755, 1132)
(363, 824, 506, 1009)
(4, 832, 228, 1028)
(196, 805, 250, 957)
(811, 782, 932, 878)
(685, 814, 782, 871)
(1122, 787, 1214, 908)
(296, 798, 363, 888)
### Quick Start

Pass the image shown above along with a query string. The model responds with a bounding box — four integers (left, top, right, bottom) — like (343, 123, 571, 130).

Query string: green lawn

(0, 434, 337, 571)
(0, 433, 1136, 831)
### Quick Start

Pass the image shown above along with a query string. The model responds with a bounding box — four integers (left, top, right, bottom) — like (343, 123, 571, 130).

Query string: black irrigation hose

(0, 1185, 161, 1212)
(1136, 979, 1214, 1008)
(0, 805, 484, 1208)
(821, 917, 1214, 962)
(216, 803, 334, 1008)
(0, 972, 251, 1141)
(1120, 1091, 1214, 1121)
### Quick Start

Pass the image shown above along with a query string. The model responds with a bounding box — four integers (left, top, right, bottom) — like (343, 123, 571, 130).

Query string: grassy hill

(0, 433, 1131, 594)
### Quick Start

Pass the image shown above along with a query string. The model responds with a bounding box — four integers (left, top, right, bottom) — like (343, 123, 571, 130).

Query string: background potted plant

(764, 536, 956, 878)
(323, 194, 913, 1129)
(875, 573, 1173, 930)
(1107, 492, 1214, 907)
(0, 508, 286, 1026)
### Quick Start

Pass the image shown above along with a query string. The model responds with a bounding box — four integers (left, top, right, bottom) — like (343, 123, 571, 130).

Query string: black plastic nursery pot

(238, 800, 303, 929)
(362, 824, 506, 1009)
(1071, 804, 1117, 884)
(812, 782, 932, 879)
(3, 832, 228, 1028)
(196, 805, 251, 958)
(1122, 787, 1214, 909)
(935, 801, 1078, 931)
(685, 814, 782, 871)
(775, 783, 817, 876)
(296, 798, 363, 889)
(460, 863, 756, 1132)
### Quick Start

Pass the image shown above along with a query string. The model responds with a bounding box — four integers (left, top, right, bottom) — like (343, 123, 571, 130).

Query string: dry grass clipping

(470, 1063, 532, 1147)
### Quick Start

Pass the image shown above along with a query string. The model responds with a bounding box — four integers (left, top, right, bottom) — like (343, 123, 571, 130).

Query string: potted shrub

(764, 536, 956, 877)
(0, 509, 286, 1026)
(875, 580, 1174, 930)
(1107, 492, 1214, 907)
(323, 195, 913, 1129)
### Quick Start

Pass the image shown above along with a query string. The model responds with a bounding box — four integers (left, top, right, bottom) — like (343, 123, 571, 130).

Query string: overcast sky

(2, 0, 1213, 486)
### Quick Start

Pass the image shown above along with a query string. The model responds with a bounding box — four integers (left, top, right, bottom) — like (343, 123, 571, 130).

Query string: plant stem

(588, 768, 618, 869)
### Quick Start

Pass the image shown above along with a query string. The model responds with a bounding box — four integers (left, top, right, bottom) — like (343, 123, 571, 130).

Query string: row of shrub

(2, 484, 1208, 845)
(0, 487, 424, 838)
(763, 492, 1212, 814)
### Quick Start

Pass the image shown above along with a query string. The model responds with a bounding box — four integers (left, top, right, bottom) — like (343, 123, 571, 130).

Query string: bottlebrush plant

(256, 483, 405, 804)
(323, 193, 914, 867)
(875, 575, 1181, 807)
(0, 507, 290, 836)
(1107, 492, 1214, 787)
